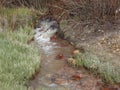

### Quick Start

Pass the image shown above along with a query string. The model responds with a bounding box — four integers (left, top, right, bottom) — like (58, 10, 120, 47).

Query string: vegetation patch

(0, 7, 39, 31)
(0, 27, 40, 90)
(0, 8, 40, 90)
(70, 52, 120, 84)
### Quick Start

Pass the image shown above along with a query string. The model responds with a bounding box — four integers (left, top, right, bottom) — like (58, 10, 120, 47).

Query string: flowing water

(30, 17, 105, 90)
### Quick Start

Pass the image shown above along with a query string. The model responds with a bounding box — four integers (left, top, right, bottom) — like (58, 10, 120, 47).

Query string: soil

(58, 19, 120, 68)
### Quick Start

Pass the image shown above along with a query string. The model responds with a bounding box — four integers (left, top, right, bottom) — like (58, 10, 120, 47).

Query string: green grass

(0, 7, 38, 30)
(0, 27, 40, 90)
(0, 7, 41, 90)
(74, 52, 120, 84)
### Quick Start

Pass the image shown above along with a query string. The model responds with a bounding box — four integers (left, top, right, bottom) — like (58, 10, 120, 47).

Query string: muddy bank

(58, 19, 120, 83)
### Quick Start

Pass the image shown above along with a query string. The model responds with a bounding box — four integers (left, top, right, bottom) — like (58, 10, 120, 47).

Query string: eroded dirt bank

(58, 19, 120, 66)
(58, 19, 120, 83)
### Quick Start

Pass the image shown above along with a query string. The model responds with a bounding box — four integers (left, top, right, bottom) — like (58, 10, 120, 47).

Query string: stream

(29, 16, 105, 90)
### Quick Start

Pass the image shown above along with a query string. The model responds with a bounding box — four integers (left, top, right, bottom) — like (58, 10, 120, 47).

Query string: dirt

(58, 19, 120, 68)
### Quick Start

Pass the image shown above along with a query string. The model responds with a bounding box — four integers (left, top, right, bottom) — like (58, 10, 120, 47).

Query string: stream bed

(30, 36, 103, 90)
(29, 17, 118, 90)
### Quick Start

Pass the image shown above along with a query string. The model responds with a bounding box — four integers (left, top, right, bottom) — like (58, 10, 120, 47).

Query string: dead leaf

(101, 86, 118, 90)
(71, 74, 81, 81)
(50, 35, 57, 41)
(72, 50, 79, 55)
(67, 58, 77, 66)
(96, 81, 102, 86)
(56, 54, 64, 60)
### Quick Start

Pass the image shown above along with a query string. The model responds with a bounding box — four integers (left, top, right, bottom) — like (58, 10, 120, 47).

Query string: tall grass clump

(0, 7, 40, 31)
(74, 52, 120, 84)
(0, 7, 41, 90)
(0, 0, 51, 9)
(57, 0, 120, 21)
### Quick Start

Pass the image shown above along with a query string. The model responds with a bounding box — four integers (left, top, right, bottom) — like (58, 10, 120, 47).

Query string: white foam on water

(34, 18, 58, 54)
(115, 7, 120, 14)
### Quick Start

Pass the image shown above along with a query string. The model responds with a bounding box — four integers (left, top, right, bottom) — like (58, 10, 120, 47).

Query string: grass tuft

(0, 27, 40, 90)
(0, 7, 41, 90)
(0, 7, 38, 31)
(74, 52, 120, 84)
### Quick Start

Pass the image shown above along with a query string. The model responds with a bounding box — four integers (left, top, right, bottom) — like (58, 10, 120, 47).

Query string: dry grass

(1, 0, 120, 21)
(60, 0, 120, 21)
(0, 0, 51, 9)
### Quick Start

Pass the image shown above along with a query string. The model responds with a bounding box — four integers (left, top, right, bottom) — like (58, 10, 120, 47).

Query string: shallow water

(30, 18, 105, 90)
(30, 33, 105, 90)
(31, 36, 75, 89)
